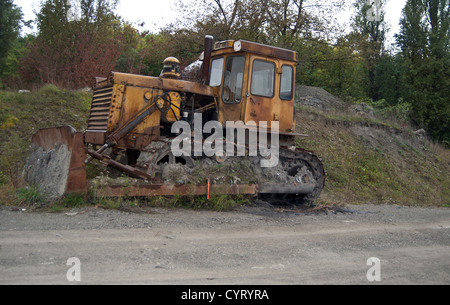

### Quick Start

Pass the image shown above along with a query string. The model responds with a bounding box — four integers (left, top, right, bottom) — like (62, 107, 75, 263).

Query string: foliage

(368, 99, 412, 125)
(351, 0, 388, 101)
(395, 0, 450, 144)
(18, 0, 122, 89)
(0, 0, 23, 81)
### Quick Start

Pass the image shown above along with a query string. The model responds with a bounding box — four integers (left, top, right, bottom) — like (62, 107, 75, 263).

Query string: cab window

(251, 60, 275, 98)
(280, 65, 293, 100)
(209, 57, 224, 87)
(222, 56, 245, 104)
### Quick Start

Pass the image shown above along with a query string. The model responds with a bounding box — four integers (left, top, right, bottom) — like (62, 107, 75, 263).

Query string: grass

(0, 85, 92, 190)
(92, 194, 252, 212)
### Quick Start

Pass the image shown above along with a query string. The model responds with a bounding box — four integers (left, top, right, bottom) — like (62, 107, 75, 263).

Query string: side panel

(278, 64, 296, 133)
(114, 86, 162, 150)
(85, 84, 162, 150)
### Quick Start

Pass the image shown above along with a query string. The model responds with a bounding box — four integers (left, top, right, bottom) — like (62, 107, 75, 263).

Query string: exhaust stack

(201, 35, 213, 85)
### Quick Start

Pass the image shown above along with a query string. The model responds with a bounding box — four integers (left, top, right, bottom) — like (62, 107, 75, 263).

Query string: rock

(23, 143, 73, 199)
(353, 103, 374, 116)
(414, 129, 427, 138)
(297, 96, 326, 110)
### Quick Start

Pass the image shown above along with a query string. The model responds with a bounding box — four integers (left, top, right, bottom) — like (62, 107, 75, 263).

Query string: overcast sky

(15, 0, 407, 42)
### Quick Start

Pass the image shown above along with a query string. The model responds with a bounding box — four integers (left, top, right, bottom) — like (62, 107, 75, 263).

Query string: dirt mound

(295, 85, 344, 110)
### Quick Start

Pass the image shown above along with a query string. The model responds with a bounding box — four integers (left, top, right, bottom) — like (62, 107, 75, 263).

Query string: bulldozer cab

(209, 40, 298, 134)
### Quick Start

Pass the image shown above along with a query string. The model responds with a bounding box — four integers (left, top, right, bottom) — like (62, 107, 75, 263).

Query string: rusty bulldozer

(23, 36, 325, 204)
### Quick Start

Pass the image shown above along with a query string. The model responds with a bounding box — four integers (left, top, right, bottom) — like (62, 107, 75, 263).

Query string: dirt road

(0, 203, 449, 286)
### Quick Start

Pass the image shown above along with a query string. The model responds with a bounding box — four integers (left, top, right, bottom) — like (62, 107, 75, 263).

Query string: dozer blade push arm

(107, 101, 159, 147)
(86, 149, 154, 180)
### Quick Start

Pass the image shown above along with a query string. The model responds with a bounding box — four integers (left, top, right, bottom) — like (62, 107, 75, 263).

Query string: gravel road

(0, 203, 449, 286)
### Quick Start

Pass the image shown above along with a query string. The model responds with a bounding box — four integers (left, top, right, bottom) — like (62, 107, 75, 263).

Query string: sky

(15, 0, 407, 42)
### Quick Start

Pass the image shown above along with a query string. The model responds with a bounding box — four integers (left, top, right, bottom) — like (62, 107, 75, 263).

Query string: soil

(1, 203, 449, 285)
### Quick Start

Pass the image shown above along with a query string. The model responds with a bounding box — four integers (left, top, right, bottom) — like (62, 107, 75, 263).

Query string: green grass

(92, 194, 252, 212)
(16, 186, 46, 205)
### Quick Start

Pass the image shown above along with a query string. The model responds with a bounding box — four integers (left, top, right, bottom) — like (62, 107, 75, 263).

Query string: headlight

(234, 41, 242, 52)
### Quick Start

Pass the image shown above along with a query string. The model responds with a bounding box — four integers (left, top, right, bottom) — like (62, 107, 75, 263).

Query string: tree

(396, 0, 429, 63)
(169, 0, 346, 47)
(264, 0, 346, 49)
(396, 0, 449, 144)
(352, 0, 389, 100)
(19, 0, 122, 88)
(0, 0, 23, 79)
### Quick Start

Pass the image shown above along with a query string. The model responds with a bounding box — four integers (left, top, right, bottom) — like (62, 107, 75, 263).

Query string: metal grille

(87, 86, 113, 131)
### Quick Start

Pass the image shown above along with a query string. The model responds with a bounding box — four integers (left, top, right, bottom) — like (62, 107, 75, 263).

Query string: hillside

(0, 85, 448, 206)
(0, 85, 92, 203)
(294, 86, 449, 206)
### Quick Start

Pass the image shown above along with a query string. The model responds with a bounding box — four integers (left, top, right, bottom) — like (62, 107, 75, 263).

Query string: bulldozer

(23, 36, 325, 204)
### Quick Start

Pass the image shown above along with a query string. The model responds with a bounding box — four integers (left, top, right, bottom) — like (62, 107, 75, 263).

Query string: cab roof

(213, 39, 298, 63)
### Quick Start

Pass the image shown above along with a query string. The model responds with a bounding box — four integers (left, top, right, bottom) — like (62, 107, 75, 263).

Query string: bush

(369, 99, 412, 126)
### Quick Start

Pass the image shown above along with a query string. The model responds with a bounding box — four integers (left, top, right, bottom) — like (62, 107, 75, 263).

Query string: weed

(0, 171, 8, 185)
(100, 198, 122, 210)
(0, 115, 19, 129)
(199, 194, 251, 211)
(60, 193, 87, 208)
(38, 84, 61, 95)
(16, 186, 46, 205)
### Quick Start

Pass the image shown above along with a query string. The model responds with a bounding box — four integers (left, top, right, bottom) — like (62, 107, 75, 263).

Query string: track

(258, 148, 326, 204)
(104, 143, 326, 205)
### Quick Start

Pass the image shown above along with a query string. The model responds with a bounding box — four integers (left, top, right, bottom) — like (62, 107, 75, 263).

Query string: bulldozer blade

(23, 126, 87, 199)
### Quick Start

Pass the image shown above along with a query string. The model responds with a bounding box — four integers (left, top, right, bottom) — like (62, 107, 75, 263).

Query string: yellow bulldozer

(23, 36, 325, 204)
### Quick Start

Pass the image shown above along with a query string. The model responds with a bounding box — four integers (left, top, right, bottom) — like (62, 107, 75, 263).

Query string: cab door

(243, 57, 278, 128)
(214, 55, 247, 124)
(243, 58, 295, 133)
